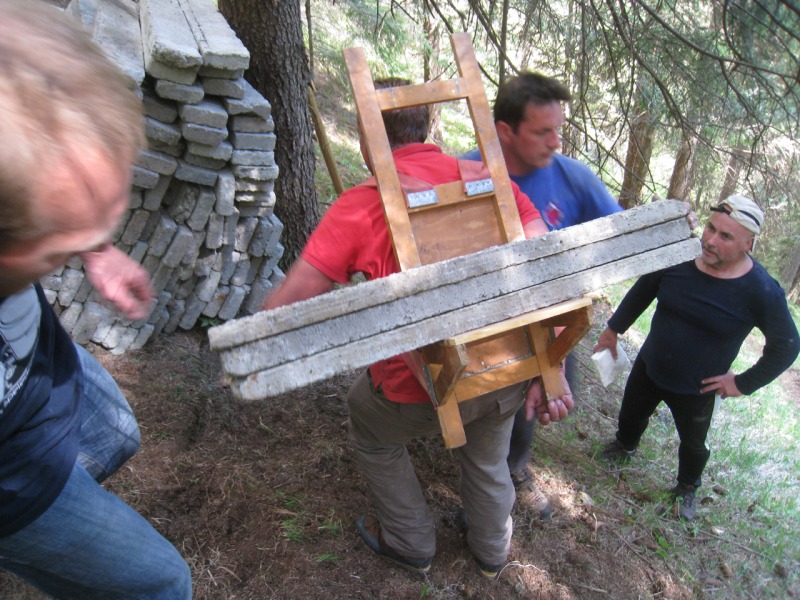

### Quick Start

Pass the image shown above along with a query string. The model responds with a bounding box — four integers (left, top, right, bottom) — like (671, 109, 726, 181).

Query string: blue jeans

(0, 345, 191, 599)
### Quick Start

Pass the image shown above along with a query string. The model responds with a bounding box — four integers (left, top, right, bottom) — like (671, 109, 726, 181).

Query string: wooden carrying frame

(344, 33, 592, 448)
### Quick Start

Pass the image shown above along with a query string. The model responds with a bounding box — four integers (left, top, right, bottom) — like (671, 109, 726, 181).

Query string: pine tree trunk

(423, 9, 443, 145)
(667, 135, 695, 204)
(619, 108, 653, 209)
(219, 0, 321, 269)
(718, 148, 746, 202)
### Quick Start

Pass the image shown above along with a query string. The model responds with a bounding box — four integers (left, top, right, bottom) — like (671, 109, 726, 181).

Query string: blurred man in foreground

(0, 2, 191, 596)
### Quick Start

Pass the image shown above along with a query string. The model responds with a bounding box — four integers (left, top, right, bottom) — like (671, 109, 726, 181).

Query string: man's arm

(700, 286, 800, 398)
(592, 269, 665, 358)
(523, 217, 548, 238)
(262, 258, 336, 310)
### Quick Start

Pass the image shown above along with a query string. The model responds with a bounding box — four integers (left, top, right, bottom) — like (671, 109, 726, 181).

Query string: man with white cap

(593, 195, 799, 520)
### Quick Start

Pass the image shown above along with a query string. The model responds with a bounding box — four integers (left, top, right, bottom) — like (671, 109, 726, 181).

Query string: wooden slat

(451, 33, 524, 244)
(452, 356, 542, 401)
(529, 325, 563, 399)
(546, 308, 592, 365)
(431, 344, 469, 405)
(436, 397, 467, 448)
(343, 47, 421, 270)
(444, 297, 592, 345)
(222, 237, 700, 400)
(407, 181, 493, 212)
(375, 80, 467, 109)
(409, 352, 468, 449)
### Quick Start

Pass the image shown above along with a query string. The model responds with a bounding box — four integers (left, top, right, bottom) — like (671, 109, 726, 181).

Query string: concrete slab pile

(44, 0, 285, 354)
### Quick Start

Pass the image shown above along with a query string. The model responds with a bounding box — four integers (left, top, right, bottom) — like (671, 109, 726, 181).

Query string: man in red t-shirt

(263, 78, 573, 579)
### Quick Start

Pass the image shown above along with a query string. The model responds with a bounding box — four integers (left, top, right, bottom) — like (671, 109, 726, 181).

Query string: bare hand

(525, 368, 574, 426)
(593, 327, 619, 360)
(700, 371, 742, 399)
(80, 244, 154, 320)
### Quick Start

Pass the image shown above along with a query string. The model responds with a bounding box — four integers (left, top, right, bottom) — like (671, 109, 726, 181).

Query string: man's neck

(506, 164, 537, 178)
(695, 253, 753, 279)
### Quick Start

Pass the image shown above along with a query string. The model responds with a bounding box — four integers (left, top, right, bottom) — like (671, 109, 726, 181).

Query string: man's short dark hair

(493, 72, 571, 132)
(374, 78, 429, 147)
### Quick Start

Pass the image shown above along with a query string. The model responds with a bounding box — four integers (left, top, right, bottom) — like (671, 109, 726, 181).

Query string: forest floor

(3, 299, 796, 599)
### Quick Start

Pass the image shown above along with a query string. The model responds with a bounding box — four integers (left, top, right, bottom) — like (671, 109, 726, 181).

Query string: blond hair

(0, 0, 145, 250)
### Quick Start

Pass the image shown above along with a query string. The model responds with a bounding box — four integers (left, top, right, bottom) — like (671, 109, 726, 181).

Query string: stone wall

(43, 0, 285, 354)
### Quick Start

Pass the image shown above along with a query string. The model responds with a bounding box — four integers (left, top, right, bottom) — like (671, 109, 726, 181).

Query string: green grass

(275, 493, 346, 552)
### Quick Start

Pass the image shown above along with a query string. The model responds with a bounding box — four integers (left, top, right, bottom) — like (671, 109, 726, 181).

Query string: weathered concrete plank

(217, 218, 689, 377)
(209, 200, 699, 399)
(96, 0, 145, 85)
(228, 238, 700, 400)
(140, 0, 202, 83)
(178, 0, 250, 72)
(210, 199, 690, 349)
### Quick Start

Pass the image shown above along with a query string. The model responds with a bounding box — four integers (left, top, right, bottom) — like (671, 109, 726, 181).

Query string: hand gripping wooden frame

(344, 33, 592, 448)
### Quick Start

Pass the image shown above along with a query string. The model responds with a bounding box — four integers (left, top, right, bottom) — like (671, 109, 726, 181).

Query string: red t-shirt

(302, 143, 541, 403)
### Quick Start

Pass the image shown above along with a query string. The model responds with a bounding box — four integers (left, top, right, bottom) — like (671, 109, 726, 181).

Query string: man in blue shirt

(464, 72, 622, 518)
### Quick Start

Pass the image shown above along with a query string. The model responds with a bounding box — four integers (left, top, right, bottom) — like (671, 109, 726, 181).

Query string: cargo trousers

(347, 370, 526, 567)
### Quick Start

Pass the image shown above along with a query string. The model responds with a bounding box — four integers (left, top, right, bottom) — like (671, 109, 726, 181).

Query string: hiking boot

(355, 515, 432, 577)
(454, 509, 505, 580)
(511, 468, 553, 519)
(598, 439, 636, 464)
(670, 484, 697, 521)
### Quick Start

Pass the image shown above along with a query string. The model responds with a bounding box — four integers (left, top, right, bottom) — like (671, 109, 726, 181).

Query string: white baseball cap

(710, 195, 763, 235)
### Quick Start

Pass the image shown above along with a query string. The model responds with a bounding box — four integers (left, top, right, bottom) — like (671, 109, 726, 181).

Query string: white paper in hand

(591, 343, 632, 387)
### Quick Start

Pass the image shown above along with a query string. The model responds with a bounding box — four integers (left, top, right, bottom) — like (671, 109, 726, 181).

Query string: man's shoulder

(551, 153, 598, 176)
(459, 148, 482, 162)
(747, 259, 785, 294)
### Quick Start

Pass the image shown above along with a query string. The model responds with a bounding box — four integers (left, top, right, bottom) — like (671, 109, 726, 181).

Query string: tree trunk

(667, 134, 695, 204)
(561, 0, 585, 160)
(781, 240, 800, 300)
(718, 147, 746, 202)
(219, 0, 321, 269)
(619, 108, 653, 209)
(498, 0, 509, 86)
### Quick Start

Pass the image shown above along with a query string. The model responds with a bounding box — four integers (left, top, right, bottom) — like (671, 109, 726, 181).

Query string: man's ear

(496, 121, 514, 145)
